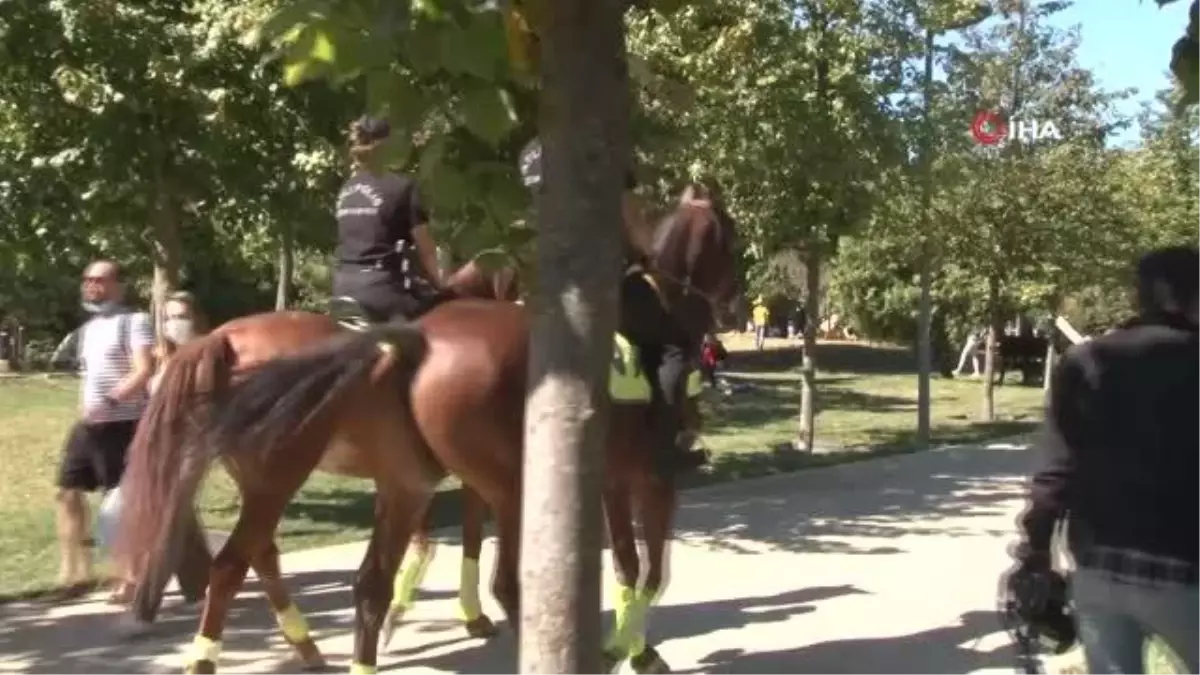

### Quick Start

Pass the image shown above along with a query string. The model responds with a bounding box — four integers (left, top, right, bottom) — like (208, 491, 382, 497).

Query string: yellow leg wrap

(605, 585, 640, 653)
(274, 604, 310, 643)
(391, 546, 434, 612)
(458, 557, 483, 622)
(188, 634, 222, 665)
(349, 662, 377, 674)
(629, 588, 656, 657)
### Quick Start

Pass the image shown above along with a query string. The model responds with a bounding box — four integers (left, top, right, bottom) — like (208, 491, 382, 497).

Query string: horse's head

(650, 180, 741, 335)
(446, 257, 522, 303)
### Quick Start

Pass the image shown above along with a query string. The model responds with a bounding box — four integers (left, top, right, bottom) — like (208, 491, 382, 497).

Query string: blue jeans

(1072, 566, 1198, 674)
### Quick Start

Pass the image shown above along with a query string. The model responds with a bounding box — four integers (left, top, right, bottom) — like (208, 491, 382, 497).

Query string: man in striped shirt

(56, 260, 155, 594)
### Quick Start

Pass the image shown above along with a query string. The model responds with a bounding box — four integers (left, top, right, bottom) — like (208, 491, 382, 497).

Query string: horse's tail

(115, 332, 235, 620)
(200, 321, 428, 474)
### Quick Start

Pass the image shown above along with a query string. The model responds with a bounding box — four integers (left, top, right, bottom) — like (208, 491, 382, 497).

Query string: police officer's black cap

(354, 115, 392, 143)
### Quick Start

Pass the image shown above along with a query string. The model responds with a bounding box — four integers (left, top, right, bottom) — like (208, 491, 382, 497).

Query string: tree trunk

(981, 276, 1000, 422)
(150, 190, 183, 338)
(519, 0, 627, 672)
(1042, 340, 1056, 396)
(796, 244, 820, 451)
(275, 219, 294, 311)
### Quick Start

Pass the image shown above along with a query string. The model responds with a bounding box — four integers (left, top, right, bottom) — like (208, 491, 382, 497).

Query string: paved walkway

(0, 440, 1047, 673)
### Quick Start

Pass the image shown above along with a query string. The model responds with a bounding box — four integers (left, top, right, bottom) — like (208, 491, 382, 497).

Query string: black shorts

(57, 419, 138, 492)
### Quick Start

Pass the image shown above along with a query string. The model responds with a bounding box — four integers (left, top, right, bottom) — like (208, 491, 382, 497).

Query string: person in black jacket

(1010, 245, 1198, 673)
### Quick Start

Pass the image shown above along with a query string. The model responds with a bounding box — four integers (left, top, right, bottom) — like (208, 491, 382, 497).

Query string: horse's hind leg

(251, 540, 325, 670)
(627, 480, 678, 675)
(350, 489, 429, 674)
(487, 488, 521, 631)
(380, 503, 437, 650)
(380, 485, 496, 648)
(458, 485, 498, 638)
(186, 495, 286, 674)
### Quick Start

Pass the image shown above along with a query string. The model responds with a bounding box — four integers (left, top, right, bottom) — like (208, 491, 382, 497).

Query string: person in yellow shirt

(752, 299, 770, 349)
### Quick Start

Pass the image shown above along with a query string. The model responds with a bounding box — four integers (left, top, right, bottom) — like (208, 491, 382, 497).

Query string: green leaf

(311, 26, 337, 63)
(439, 13, 507, 79)
(418, 134, 447, 185)
(404, 24, 443, 76)
(249, 0, 334, 46)
(460, 84, 517, 145)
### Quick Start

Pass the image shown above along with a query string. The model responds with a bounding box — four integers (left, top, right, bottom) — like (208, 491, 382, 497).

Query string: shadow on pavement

(674, 442, 1034, 555)
(0, 576, 862, 673)
(0, 443, 1032, 673)
(683, 610, 1014, 674)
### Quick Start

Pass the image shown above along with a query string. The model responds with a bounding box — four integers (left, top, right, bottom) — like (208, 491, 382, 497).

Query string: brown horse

(116, 259, 519, 668)
(117, 198, 738, 674)
(384, 198, 741, 672)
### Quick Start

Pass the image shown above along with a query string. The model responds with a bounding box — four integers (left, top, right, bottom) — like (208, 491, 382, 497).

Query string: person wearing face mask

(150, 291, 207, 393)
(1006, 245, 1199, 673)
(53, 260, 155, 599)
(100, 289, 212, 614)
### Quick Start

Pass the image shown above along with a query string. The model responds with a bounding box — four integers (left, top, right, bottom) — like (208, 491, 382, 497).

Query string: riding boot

(656, 345, 709, 475)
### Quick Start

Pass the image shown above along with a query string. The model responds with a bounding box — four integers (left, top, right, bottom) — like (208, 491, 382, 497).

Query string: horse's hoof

(464, 615, 497, 639)
(184, 660, 217, 674)
(601, 647, 625, 674)
(292, 638, 327, 671)
(380, 606, 405, 649)
(631, 646, 671, 674)
(116, 613, 155, 641)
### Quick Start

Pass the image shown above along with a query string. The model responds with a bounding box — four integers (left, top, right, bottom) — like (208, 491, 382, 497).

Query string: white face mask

(163, 318, 195, 345)
(82, 300, 118, 315)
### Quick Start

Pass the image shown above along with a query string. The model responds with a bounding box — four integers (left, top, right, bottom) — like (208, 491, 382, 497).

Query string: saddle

(332, 293, 702, 402)
(329, 296, 376, 333)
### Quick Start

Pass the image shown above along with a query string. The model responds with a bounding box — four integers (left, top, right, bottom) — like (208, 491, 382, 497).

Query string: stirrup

(329, 296, 373, 332)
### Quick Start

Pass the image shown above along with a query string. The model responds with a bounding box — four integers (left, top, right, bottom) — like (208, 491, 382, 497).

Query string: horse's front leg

(628, 478, 678, 675)
(602, 484, 642, 672)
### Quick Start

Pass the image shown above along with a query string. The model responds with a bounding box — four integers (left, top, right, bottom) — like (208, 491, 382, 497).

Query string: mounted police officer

(332, 116, 449, 322)
(519, 138, 707, 479)
(1005, 245, 1198, 673)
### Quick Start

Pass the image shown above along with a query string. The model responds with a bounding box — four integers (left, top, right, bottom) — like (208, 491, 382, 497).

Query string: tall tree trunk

(275, 219, 294, 311)
(797, 244, 820, 451)
(1042, 340, 1056, 395)
(150, 188, 183, 338)
(981, 276, 1000, 422)
(519, 0, 627, 671)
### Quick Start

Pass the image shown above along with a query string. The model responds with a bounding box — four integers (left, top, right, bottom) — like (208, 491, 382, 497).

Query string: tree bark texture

(275, 219, 294, 311)
(519, 0, 629, 672)
(797, 244, 820, 451)
(981, 276, 1000, 422)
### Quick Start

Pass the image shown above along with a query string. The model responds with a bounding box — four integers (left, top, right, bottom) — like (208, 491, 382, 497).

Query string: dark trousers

(619, 273, 690, 466)
(333, 268, 445, 323)
(57, 419, 137, 491)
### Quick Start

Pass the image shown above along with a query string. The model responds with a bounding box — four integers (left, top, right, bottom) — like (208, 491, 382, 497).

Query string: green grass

(0, 339, 1046, 601)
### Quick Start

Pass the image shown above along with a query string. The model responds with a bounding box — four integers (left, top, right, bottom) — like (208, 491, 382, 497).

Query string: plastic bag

(96, 483, 123, 554)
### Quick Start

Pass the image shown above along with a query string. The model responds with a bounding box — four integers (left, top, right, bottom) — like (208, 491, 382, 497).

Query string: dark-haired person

(518, 137, 708, 480)
(55, 259, 155, 598)
(1009, 245, 1199, 673)
(332, 115, 448, 322)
